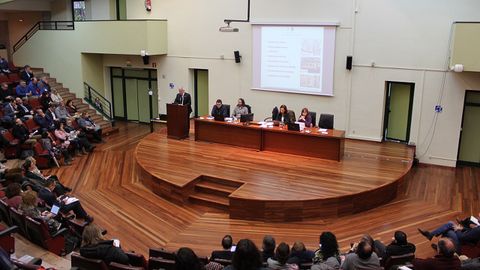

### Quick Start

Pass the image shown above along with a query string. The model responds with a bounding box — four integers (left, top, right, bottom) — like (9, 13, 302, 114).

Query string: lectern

(167, 103, 189, 139)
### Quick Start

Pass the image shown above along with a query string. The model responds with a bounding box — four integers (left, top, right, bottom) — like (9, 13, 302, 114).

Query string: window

(73, 1, 86, 21)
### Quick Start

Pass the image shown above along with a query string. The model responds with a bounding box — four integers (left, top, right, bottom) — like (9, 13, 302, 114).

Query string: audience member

(419, 220, 480, 253)
(23, 157, 70, 195)
(262, 235, 276, 263)
(341, 239, 381, 270)
(65, 99, 77, 115)
(40, 131, 72, 165)
(94, 97, 103, 111)
(20, 65, 34, 83)
(0, 83, 13, 102)
(225, 239, 265, 270)
(54, 101, 71, 121)
(40, 91, 51, 111)
(38, 178, 92, 223)
(211, 234, 234, 261)
(233, 98, 248, 118)
(56, 121, 94, 154)
(412, 237, 461, 270)
(77, 112, 102, 143)
(50, 89, 62, 106)
(287, 241, 314, 265)
(46, 104, 59, 122)
(3, 97, 17, 121)
(176, 247, 205, 270)
(38, 76, 51, 93)
(16, 80, 30, 98)
(80, 224, 128, 265)
(34, 108, 55, 131)
(19, 190, 62, 233)
(267, 242, 299, 270)
(15, 97, 33, 120)
(12, 118, 37, 144)
(374, 230, 416, 259)
(211, 99, 229, 118)
(312, 231, 341, 270)
(27, 77, 40, 96)
(0, 58, 10, 74)
(4, 183, 22, 209)
(298, 108, 313, 127)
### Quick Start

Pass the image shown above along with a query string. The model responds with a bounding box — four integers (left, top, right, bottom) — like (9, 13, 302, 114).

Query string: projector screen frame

(251, 22, 339, 97)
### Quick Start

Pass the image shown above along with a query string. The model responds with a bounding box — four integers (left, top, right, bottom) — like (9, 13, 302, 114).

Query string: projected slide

(253, 25, 336, 96)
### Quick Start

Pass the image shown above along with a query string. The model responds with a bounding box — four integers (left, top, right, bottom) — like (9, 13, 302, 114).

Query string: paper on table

(471, 216, 479, 226)
(319, 128, 328, 132)
(398, 266, 412, 270)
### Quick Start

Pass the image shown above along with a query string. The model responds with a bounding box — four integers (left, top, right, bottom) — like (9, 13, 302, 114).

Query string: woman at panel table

(298, 108, 313, 128)
(275, 104, 294, 125)
(233, 98, 249, 118)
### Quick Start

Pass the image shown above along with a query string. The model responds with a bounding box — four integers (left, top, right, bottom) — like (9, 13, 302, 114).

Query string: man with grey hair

(173, 87, 192, 133)
(412, 237, 461, 270)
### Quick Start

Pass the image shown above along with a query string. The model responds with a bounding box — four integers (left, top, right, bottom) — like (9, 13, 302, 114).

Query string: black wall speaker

(142, 55, 150, 65)
(234, 51, 241, 63)
(346, 56, 353, 70)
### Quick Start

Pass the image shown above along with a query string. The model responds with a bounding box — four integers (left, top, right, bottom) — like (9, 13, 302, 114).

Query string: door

(112, 77, 125, 119)
(137, 79, 151, 123)
(193, 69, 209, 117)
(383, 82, 414, 143)
(457, 91, 480, 166)
(125, 78, 139, 121)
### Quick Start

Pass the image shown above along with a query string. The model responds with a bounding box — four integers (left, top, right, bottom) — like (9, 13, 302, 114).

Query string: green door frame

(193, 69, 208, 118)
(457, 90, 480, 167)
(383, 81, 415, 143)
(110, 67, 157, 122)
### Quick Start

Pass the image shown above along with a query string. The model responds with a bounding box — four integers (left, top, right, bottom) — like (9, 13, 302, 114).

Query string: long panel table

(194, 118, 345, 161)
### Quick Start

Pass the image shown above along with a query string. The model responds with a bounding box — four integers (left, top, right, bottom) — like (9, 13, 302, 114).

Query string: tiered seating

(71, 252, 147, 270)
(25, 216, 68, 256)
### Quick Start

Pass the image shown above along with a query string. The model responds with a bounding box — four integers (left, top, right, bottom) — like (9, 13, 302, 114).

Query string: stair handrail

(13, 21, 75, 53)
(83, 82, 114, 125)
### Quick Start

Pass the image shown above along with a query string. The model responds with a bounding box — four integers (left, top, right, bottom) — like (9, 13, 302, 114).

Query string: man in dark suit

(15, 98, 33, 120)
(210, 235, 234, 261)
(20, 65, 34, 84)
(173, 87, 192, 132)
(34, 109, 55, 131)
(374, 231, 416, 260)
(412, 238, 460, 270)
(211, 99, 229, 118)
(38, 179, 93, 223)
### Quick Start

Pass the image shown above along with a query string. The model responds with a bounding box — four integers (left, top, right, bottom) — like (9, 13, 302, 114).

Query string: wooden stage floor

(42, 122, 479, 260)
(136, 130, 415, 221)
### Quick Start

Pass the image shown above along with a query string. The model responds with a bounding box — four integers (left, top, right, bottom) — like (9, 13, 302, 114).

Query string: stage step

(188, 176, 242, 211)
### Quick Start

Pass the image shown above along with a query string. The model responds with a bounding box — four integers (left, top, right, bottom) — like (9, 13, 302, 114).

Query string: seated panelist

(298, 108, 313, 127)
(233, 98, 249, 118)
(211, 99, 229, 117)
(275, 104, 294, 124)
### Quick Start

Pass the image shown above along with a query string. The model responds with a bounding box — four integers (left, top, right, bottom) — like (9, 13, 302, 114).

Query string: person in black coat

(211, 99, 229, 118)
(211, 235, 234, 261)
(173, 87, 192, 132)
(374, 231, 416, 260)
(12, 118, 31, 142)
(38, 178, 93, 223)
(80, 224, 129, 265)
(20, 65, 34, 84)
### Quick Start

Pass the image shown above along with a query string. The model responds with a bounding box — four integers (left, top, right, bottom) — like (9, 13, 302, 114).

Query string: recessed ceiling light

(18, 19, 23, 22)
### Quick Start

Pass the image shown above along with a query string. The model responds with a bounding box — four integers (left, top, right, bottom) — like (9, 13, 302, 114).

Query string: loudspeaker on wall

(234, 51, 241, 63)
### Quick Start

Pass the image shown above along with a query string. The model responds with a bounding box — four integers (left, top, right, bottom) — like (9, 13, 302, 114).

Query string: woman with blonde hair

(19, 190, 61, 233)
(80, 224, 130, 265)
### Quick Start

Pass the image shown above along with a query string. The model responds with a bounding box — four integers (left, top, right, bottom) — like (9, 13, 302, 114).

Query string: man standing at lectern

(173, 87, 192, 132)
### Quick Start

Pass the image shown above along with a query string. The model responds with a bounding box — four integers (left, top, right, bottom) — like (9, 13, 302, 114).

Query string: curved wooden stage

(136, 131, 415, 221)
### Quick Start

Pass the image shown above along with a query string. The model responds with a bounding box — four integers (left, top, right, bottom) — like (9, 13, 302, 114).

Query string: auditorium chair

(461, 241, 480, 259)
(148, 257, 175, 270)
(25, 216, 67, 256)
(149, 248, 176, 260)
(24, 118, 40, 133)
(9, 207, 27, 237)
(27, 98, 42, 111)
(7, 73, 20, 83)
(246, 104, 252, 114)
(109, 262, 145, 270)
(0, 224, 18, 254)
(71, 252, 109, 270)
(309, 111, 317, 127)
(0, 199, 11, 225)
(319, 113, 334, 129)
(382, 253, 414, 270)
(33, 142, 52, 169)
(2, 130, 20, 159)
(0, 74, 8, 84)
(287, 110, 296, 123)
(299, 262, 313, 270)
(212, 258, 232, 266)
(224, 104, 231, 116)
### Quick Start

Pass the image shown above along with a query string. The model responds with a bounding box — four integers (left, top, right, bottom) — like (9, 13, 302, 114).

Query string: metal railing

(84, 82, 114, 125)
(13, 21, 75, 52)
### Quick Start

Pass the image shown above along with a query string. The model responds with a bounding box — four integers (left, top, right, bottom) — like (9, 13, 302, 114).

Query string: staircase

(33, 69, 118, 134)
(188, 176, 243, 211)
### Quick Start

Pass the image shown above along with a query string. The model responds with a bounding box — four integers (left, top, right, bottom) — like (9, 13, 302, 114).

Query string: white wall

(125, 0, 480, 167)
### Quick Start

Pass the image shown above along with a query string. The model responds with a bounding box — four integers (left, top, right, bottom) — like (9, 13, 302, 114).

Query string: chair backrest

(27, 98, 41, 110)
(2, 130, 15, 142)
(319, 114, 334, 129)
(149, 248, 176, 260)
(148, 257, 175, 270)
(287, 110, 296, 122)
(309, 111, 317, 127)
(272, 106, 279, 120)
(9, 207, 26, 236)
(109, 262, 145, 270)
(245, 104, 252, 114)
(383, 253, 415, 270)
(212, 258, 232, 266)
(25, 216, 51, 249)
(25, 118, 40, 133)
(71, 252, 109, 270)
(224, 104, 230, 116)
(0, 200, 11, 225)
